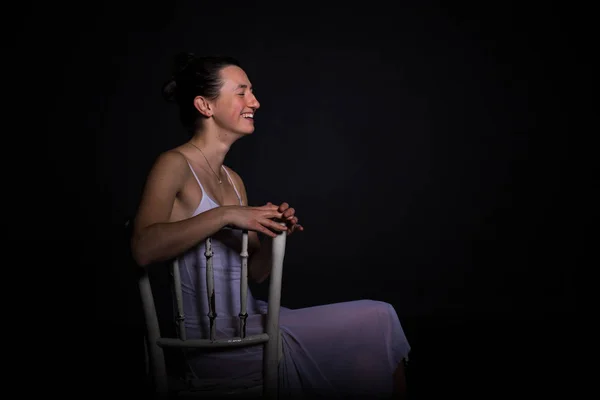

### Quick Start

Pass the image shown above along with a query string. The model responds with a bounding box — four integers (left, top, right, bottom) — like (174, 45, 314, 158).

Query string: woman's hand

(273, 202, 304, 236)
(223, 203, 288, 238)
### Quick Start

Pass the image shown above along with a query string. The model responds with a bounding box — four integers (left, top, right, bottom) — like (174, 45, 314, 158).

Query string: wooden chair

(137, 226, 287, 398)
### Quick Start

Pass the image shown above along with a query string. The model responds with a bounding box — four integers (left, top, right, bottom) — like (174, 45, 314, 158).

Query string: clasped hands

(227, 201, 303, 238)
(264, 201, 303, 236)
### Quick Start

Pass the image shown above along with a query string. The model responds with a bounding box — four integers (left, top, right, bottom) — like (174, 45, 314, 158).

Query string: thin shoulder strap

(222, 166, 243, 205)
(185, 160, 207, 193)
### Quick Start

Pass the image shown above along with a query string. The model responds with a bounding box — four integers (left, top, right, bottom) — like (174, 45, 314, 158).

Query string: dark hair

(162, 53, 242, 133)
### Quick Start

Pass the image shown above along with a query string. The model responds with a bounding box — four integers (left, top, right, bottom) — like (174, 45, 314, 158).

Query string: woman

(131, 53, 411, 398)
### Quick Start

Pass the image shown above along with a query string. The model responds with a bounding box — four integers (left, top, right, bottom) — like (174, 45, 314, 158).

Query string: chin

(239, 126, 255, 135)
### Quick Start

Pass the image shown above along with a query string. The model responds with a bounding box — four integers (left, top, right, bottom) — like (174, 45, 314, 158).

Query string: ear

(193, 96, 213, 117)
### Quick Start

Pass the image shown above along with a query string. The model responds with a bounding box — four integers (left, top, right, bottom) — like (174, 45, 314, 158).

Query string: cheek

(229, 100, 245, 118)
(229, 109, 241, 121)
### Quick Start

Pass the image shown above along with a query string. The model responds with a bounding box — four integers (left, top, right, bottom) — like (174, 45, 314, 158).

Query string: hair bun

(161, 78, 177, 102)
(162, 52, 197, 102)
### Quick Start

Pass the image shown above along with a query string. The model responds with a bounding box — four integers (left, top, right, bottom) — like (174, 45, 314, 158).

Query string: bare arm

(132, 154, 285, 268)
(131, 151, 229, 267)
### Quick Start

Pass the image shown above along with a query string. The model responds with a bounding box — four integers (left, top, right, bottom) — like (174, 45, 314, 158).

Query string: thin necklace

(188, 142, 223, 184)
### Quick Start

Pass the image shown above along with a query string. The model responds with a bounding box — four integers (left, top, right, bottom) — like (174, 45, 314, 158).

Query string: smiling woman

(131, 53, 411, 398)
(161, 54, 258, 139)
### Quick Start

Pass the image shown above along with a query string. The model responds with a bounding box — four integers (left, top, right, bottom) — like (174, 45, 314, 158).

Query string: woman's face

(211, 65, 260, 135)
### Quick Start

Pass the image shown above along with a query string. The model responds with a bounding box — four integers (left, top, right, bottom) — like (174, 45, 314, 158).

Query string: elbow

(132, 250, 150, 268)
(133, 253, 151, 268)
(130, 236, 151, 268)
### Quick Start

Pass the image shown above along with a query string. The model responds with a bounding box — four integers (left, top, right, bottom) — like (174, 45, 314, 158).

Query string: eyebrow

(235, 84, 252, 91)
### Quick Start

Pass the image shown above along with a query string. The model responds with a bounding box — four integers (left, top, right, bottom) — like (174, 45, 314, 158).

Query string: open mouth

(241, 113, 254, 120)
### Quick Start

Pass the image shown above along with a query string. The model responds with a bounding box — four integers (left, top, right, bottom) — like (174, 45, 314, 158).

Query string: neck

(188, 127, 240, 173)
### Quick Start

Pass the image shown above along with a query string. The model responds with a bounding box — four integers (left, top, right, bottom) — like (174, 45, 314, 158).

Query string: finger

(258, 204, 279, 211)
(255, 224, 277, 238)
(265, 220, 287, 232)
(284, 223, 296, 235)
(285, 217, 298, 228)
(283, 207, 295, 219)
(267, 211, 284, 220)
(284, 218, 297, 231)
(286, 217, 298, 226)
(278, 202, 289, 212)
(290, 223, 303, 235)
(263, 228, 278, 238)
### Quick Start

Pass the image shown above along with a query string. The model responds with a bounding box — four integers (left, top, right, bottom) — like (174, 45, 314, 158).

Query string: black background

(11, 2, 587, 398)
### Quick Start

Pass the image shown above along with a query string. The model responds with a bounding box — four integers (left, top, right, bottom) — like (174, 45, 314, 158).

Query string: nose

(248, 92, 260, 110)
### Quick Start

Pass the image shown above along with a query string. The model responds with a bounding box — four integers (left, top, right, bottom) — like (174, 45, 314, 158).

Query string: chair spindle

(204, 237, 217, 341)
(172, 259, 186, 340)
(239, 230, 249, 338)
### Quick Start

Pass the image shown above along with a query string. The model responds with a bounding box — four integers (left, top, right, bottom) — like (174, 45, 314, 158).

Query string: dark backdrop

(15, 2, 584, 398)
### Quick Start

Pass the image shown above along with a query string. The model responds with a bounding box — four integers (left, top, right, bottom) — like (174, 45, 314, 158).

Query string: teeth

(242, 113, 254, 118)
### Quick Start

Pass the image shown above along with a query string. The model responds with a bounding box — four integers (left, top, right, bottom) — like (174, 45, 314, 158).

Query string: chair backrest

(138, 227, 287, 399)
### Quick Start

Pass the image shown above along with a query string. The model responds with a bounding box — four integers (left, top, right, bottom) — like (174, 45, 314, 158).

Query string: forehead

(219, 65, 252, 89)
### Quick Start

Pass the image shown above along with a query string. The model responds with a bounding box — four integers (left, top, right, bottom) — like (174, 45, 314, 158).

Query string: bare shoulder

(146, 149, 189, 180)
(153, 148, 188, 170)
(139, 149, 192, 201)
(133, 149, 192, 233)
